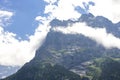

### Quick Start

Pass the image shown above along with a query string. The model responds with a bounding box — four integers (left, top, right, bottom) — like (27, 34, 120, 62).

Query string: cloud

(44, 0, 57, 4)
(89, 0, 120, 23)
(44, 0, 120, 23)
(53, 22, 120, 49)
(44, 0, 96, 20)
(0, 10, 50, 66)
(44, 0, 84, 20)
(0, 24, 49, 66)
(0, 10, 13, 27)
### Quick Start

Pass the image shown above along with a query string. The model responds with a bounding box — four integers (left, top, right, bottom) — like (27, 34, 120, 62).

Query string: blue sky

(0, 0, 47, 39)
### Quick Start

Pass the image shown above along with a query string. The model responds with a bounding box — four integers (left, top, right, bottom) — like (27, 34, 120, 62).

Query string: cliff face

(32, 13, 120, 68)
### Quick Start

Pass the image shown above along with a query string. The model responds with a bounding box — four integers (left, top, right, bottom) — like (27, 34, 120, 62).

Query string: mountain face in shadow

(2, 62, 82, 80)
(2, 13, 120, 80)
(87, 57, 120, 80)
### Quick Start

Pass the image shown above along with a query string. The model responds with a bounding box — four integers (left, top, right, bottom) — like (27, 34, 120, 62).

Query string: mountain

(2, 62, 82, 80)
(32, 13, 120, 69)
(98, 58, 120, 80)
(86, 57, 120, 80)
(79, 13, 120, 38)
(2, 13, 120, 80)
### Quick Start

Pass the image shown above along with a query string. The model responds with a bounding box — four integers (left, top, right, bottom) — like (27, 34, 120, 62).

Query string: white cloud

(0, 24, 49, 66)
(89, 0, 120, 23)
(0, 10, 50, 66)
(0, 10, 13, 27)
(53, 22, 120, 49)
(44, 0, 57, 4)
(44, 0, 83, 20)
(44, 0, 120, 23)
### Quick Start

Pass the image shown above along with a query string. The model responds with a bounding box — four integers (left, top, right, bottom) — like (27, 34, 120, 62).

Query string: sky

(0, 0, 120, 66)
